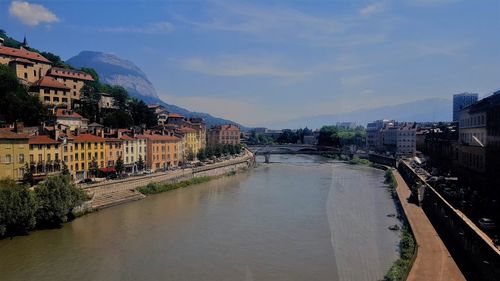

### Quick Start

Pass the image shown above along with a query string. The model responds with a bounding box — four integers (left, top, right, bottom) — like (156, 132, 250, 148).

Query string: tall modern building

(453, 93, 478, 122)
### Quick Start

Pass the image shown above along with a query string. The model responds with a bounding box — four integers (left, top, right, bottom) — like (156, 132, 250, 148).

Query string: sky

(1, 0, 499, 127)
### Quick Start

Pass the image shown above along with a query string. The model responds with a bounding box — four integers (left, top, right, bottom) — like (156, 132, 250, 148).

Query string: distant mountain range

(66, 51, 246, 129)
(268, 98, 452, 129)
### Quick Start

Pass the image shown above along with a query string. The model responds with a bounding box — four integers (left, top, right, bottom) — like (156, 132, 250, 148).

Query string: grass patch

(138, 176, 212, 195)
(346, 157, 371, 165)
(384, 227, 417, 281)
(383, 169, 417, 281)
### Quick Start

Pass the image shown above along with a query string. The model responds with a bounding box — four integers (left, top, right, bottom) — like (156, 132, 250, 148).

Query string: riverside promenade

(82, 150, 255, 210)
(393, 169, 466, 281)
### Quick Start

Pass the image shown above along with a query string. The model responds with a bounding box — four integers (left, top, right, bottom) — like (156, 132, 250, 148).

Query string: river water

(0, 155, 400, 281)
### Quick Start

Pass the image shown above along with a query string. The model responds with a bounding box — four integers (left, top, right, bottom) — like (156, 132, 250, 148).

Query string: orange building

(207, 124, 241, 147)
(143, 134, 182, 172)
(105, 138, 123, 168)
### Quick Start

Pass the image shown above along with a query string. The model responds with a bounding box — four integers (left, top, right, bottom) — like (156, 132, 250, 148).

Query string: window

(4, 154, 12, 163)
(30, 154, 34, 162)
(18, 154, 24, 164)
(38, 154, 42, 162)
(34, 70, 37, 77)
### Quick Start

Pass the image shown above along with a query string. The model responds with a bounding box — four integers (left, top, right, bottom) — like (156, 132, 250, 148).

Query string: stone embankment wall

(81, 151, 256, 210)
(398, 161, 500, 280)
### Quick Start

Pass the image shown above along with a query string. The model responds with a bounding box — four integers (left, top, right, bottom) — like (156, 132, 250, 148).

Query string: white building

(366, 120, 391, 151)
(380, 121, 416, 157)
(120, 134, 147, 172)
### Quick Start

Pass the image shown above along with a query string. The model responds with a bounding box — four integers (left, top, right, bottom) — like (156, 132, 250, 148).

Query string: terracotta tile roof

(73, 134, 106, 143)
(168, 113, 183, 118)
(29, 135, 60, 145)
(119, 135, 134, 141)
(135, 135, 148, 140)
(143, 134, 181, 141)
(0, 128, 30, 139)
(55, 109, 83, 119)
(179, 127, 196, 133)
(10, 58, 34, 65)
(0, 46, 51, 64)
(105, 137, 122, 143)
(32, 76, 70, 90)
(46, 67, 94, 81)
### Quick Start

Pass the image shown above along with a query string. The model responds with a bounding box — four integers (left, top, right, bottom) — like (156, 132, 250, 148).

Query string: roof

(0, 128, 30, 140)
(119, 135, 134, 141)
(29, 135, 60, 145)
(46, 67, 94, 81)
(73, 134, 106, 143)
(179, 127, 196, 133)
(168, 113, 183, 118)
(10, 58, 34, 65)
(88, 122, 104, 127)
(105, 138, 122, 143)
(55, 109, 82, 119)
(32, 76, 69, 90)
(0, 46, 51, 63)
(143, 134, 181, 142)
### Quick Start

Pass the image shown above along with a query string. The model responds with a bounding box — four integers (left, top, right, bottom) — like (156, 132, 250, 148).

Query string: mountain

(269, 98, 452, 129)
(66, 51, 245, 129)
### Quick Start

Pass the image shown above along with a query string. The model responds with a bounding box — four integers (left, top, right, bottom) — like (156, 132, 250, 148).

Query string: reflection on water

(0, 155, 399, 281)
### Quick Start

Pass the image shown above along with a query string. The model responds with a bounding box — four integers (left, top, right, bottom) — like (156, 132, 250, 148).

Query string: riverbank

(83, 149, 255, 210)
(392, 168, 465, 281)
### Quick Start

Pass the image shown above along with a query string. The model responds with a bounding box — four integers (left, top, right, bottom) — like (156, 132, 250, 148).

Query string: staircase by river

(91, 189, 145, 210)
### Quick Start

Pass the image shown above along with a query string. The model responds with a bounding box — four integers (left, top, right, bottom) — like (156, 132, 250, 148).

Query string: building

(0, 45, 52, 84)
(54, 109, 88, 132)
(457, 91, 500, 176)
(30, 76, 71, 109)
(72, 134, 106, 179)
(104, 138, 122, 168)
(207, 124, 241, 147)
(143, 134, 182, 172)
(45, 67, 94, 108)
(453, 93, 478, 122)
(98, 93, 117, 110)
(178, 126, 200, 158)
(366, 120, 391, 151)
(381, 122, 416, 157)
(0, 125, 29, 180)
(119, 134, 147, 172)
(28, 135, 61, 178)
(148, 104, 169, 125)
(336, 122, 357, 130)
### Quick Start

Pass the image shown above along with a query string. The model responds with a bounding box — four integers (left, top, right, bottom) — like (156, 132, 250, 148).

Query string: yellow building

(30, 76, 71, 109)
(72, 134, 106, 180)
(28, 135, 62, 178)
(178, 127, 200, 158)
(60, 134, 77, 179)
(46, 67, 94, 105)
(0, 128, 30, 180)
(0, 45, 52, 84)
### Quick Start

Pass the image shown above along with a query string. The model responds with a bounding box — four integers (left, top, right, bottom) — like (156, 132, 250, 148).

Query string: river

(0, 154, 400, 281)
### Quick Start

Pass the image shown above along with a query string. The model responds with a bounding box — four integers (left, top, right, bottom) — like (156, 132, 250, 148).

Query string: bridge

(247, 144, 341, 163)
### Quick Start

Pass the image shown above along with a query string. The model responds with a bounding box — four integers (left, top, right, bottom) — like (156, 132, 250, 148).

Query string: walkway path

(393, 169, 466, 281)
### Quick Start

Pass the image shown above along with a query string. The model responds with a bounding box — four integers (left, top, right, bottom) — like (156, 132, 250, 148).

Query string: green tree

(137, 155, 145, 171)
(0, 65, 47, 125)
(89, 158, 98, 177)
(109, 86, 129, 110)
(77, 83, 101, 122)
(80, 68, 100, 83)
(34, 175, 86, 227)
(128, 98, 157, 127)
(197, 148, 207, 162)
(187, 150, 195, 161)
(61, 161, 70, 176)
(115, 156, 124, 175)
(40, 52, 72, 68)
(22, 163, 34, 186)
(102, 111, 133, 128)
(0, 179, 37, 237)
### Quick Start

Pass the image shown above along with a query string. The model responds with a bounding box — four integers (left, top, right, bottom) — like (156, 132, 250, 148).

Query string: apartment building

(28, 135, 61, 177)
(143, 134, 182, 171)
(72, 134, 106, 180)
(30, 76, 71, 109)
(46, 67, 94, 107)
(0, 126, 29, 180)
(207, 124, 241, 147)
(0, 45, 52, 84)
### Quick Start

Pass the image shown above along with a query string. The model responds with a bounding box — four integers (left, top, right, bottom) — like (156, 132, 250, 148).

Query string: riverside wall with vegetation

(383, 169, 418, 281)
(0, 175, 88, 239)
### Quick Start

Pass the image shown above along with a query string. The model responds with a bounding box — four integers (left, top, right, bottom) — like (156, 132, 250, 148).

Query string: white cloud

(9, 1, 59, 26)
(94, 21, 174, 34)
(359, 1, 387, 16)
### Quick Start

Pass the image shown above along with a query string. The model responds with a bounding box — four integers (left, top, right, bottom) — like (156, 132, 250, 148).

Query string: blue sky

(1, 0, 499, 126)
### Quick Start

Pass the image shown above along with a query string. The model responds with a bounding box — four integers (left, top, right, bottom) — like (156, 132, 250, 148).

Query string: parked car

(142, 169, 152, 174)
(478, 218, 497, 231)
(106, 174, 118, 180)
(80, 178, 94, 184)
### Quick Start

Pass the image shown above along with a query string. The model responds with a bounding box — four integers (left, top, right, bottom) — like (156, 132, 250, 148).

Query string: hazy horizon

(2, 0, 499, 126)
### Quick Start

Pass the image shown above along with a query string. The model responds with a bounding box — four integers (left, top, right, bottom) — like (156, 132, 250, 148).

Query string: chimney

(14, 121, 24, 133)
